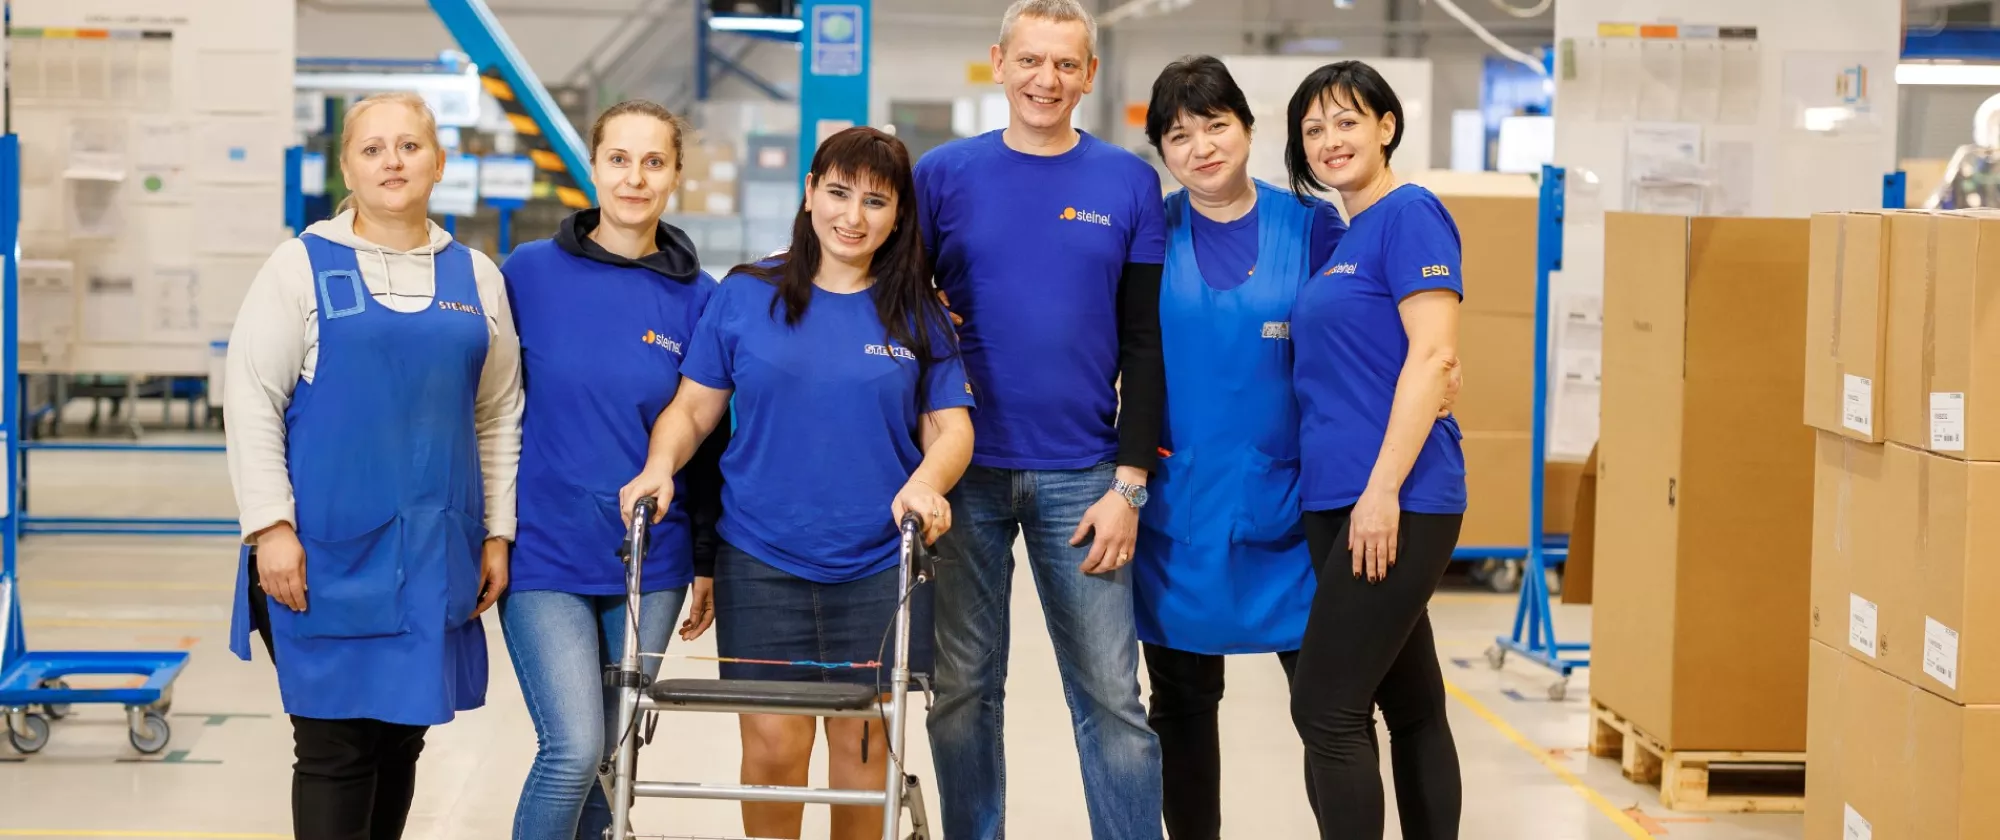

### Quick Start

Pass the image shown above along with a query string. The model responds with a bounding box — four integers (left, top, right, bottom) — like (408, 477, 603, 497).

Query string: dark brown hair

(589, 99, 690, 170)
(730, 127, 958, 405)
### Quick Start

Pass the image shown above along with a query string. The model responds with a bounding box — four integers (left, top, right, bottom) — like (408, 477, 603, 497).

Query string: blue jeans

(928, 462, 1164, 840)
(499, 587, 685, 840)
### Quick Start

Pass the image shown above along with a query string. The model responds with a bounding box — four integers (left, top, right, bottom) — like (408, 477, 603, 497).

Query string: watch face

(1130, 485, 1149, 507)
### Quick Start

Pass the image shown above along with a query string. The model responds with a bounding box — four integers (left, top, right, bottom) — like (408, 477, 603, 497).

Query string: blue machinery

(1483, 164, 1585, 702)
(0, 135, 190, 756)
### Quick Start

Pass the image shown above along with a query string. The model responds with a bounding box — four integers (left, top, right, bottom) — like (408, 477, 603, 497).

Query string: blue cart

(0, 131, 192, 756)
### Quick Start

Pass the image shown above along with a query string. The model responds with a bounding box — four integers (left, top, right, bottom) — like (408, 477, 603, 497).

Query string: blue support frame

(0, 134, 190, 754)
(284, 146, 305, 236)
(1486, 165, 1589, 700)
(428, 0, 596, 205)
(796, 0, 870, 191)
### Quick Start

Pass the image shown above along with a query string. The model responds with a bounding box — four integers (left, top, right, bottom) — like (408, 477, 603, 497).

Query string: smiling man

(911, 1, 1167, 838)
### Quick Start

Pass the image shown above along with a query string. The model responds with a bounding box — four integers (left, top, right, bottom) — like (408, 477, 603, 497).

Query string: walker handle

(620, 497, 657, 564)
(899, 510, 936, 582)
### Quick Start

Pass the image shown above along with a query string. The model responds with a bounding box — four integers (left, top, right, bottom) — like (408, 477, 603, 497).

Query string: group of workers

(219, 1, 1471, 839)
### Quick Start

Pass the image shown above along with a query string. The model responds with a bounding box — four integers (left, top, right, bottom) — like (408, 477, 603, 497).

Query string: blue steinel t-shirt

(914, 129, 1167, 470)
(680, 273, 976, 584)
(1292, 183, 1467, 514)
(503, 238, 717, 595)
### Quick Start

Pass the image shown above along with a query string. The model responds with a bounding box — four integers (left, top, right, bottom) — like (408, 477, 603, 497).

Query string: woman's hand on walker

(1350, 486, 1401, 584)
(474, 538, 509, 619)
(618, 468, 676, 527)
(680, 576, 715, 641)
(892, 478, 951, 544)
(255, 524, 308, 612)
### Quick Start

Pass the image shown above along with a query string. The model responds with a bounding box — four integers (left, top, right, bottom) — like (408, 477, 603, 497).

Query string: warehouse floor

(0, 428, 1804, 839)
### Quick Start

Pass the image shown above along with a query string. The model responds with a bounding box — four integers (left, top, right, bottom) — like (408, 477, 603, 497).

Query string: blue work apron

(1134, 180, 1317, 655)
(228, 233, 492, 726)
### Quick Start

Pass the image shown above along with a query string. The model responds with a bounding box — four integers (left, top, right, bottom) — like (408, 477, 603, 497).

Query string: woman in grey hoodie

(223, 91, 523, 840)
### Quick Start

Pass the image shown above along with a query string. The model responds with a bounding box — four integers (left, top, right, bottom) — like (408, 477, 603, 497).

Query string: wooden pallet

(1588, 700, 1806, 813)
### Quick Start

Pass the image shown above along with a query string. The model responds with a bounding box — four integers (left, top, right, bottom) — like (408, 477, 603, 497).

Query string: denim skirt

(713, 540, 934, 687)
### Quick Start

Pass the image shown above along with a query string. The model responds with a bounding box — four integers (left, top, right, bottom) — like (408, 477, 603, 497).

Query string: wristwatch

(1111, 479, 1149, 509)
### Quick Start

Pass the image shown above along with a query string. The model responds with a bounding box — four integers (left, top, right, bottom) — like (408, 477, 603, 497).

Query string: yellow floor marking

(27, 580, 231, 592)
(1441, 678, 1653, 839)
(0, 832, 289, 839)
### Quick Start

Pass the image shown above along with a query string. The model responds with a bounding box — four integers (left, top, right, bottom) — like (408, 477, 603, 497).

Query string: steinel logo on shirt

(437, 301, 481, 315)
(642, 330, 683, 355)
(1322, 263, 1359, 276)
(1061, 207, 1113, 227)
(865, 343, 916, 361)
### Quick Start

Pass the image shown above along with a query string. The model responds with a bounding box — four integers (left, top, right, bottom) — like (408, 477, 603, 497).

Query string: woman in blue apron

(498, 99, 727, 840)
(222, 91, 523, 840)
(1131, 56, 1348, 840)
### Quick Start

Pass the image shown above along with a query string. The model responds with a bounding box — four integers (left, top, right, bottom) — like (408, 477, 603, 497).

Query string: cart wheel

(1548, 679, 1569, 702)
(9, 713, 50, 754)
(130, 711, 171, 755)
(1486, 560, 1524, 593)
(1484, 644, 1507, 670)
(38, 679, 72, 721)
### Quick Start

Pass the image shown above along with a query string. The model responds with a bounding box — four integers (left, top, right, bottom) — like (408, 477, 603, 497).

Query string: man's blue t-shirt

(914, 130, 1167, 470)
(680, 273, 976, 584)
(502, 240, 716, 595)
(1190, 195, 1348, 291)
(1293, 184, 1467, 514)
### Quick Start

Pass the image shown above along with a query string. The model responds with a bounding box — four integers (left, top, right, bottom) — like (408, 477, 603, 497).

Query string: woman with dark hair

(1132, 55, 1348, 840)
(618, 126, 975, 840)
(1282, 60, 1466, 840)
(496, 99, 728, 840)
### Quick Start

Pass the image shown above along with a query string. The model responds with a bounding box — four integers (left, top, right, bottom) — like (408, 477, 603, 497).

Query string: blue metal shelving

(1484, 165, 1588, 701)
(0, 134, 190, 756)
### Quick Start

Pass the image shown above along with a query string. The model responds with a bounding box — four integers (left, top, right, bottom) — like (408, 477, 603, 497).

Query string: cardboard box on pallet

(1871, 442, 2000, 705)
(1807, 431, 1894, 658)
(1458, 432, 1584, 548)
(1884, 211, 2000, 460)
(1806, 640, 2000, 839)
(1805, 211, 1893, 442)
(1593, 213, 1816, 752)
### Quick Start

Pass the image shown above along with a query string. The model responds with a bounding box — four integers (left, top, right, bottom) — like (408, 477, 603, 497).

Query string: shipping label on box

(1807, 211, 1891, 442)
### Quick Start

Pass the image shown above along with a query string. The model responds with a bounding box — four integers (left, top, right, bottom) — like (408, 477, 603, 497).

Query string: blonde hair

(333, 91, 443, 216)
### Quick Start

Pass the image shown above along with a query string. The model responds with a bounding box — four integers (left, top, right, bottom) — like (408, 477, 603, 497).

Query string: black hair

(1284, 60, 1405, 199)
(1144, 55, 1254, 151)
(729, 127, 958, 407)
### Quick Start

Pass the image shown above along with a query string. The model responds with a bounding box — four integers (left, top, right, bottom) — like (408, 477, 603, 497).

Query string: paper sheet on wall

(198, 119, 281, 184)
(67, 178, 124, 239)
(1719, 43, 1762, 126)
(1626, 122, 1706, 215)
(1558, 38, 1602, 123)
(195, 188, 280, 255)
(1782, 51, 1891, 137)
(132, 118, 190, 204)
(83, 271, 139, 344)
(66, 116, 127, 180)
(146, 265, 201, 341)
(1706, 140, 1756, 217)
(1639, 40, 1682, 122)
(1597, 39, 1643, 122)
(1679, 42, 1724, 124)
(1550, 292, 1604, 459)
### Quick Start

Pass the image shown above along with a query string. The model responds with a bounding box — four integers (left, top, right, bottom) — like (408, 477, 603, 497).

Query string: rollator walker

(604, 496, 934, 840)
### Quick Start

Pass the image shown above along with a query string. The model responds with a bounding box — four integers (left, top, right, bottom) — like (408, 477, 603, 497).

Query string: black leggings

(250, 559, 431, 840)
(1143, 644, 1313, 839)
(1292, 506, 1463, 840)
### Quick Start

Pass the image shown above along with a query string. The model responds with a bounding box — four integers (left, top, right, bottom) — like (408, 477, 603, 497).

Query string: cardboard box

(1594, 213, 1815, 752)
(1804, 211, 1892, 442)
(1806, 640, 2000, 839)
(1459, 432, 1585, 548)
(1876, 443, 2000, 705)
(1562, 444, 1599, 606)
(1884, 211, 2000, 460)
(1453, 311, 1535, 434)
(1438, 195, 1536, 317)
(1807, 431, 1892, 657)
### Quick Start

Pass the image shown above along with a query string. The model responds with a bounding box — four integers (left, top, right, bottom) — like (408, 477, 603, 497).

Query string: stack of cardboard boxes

(1805, 209, 2000, 839)
(1589, 212, 1817, 754)
(1435, 194, 1585, 546)
(676, 132, 740, 216)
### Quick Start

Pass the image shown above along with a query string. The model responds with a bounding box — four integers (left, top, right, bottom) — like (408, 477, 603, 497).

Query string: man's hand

(680, 576, 714, 641)
(938, 290, 964, 327)
(1071, 467, 1145, 575)
(474, 538, 510, 619)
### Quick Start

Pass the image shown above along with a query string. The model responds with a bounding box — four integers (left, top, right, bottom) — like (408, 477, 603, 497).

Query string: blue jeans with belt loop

(500, 587, 685, 840)
(927, 461, 1164, 840)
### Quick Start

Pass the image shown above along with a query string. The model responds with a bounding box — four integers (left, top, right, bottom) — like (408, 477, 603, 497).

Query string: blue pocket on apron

(1231, 449, 1305, 545)
(296, 515, 408, 639)
(441, 508, 489, 628)
(1140, 449, 1196, 544)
